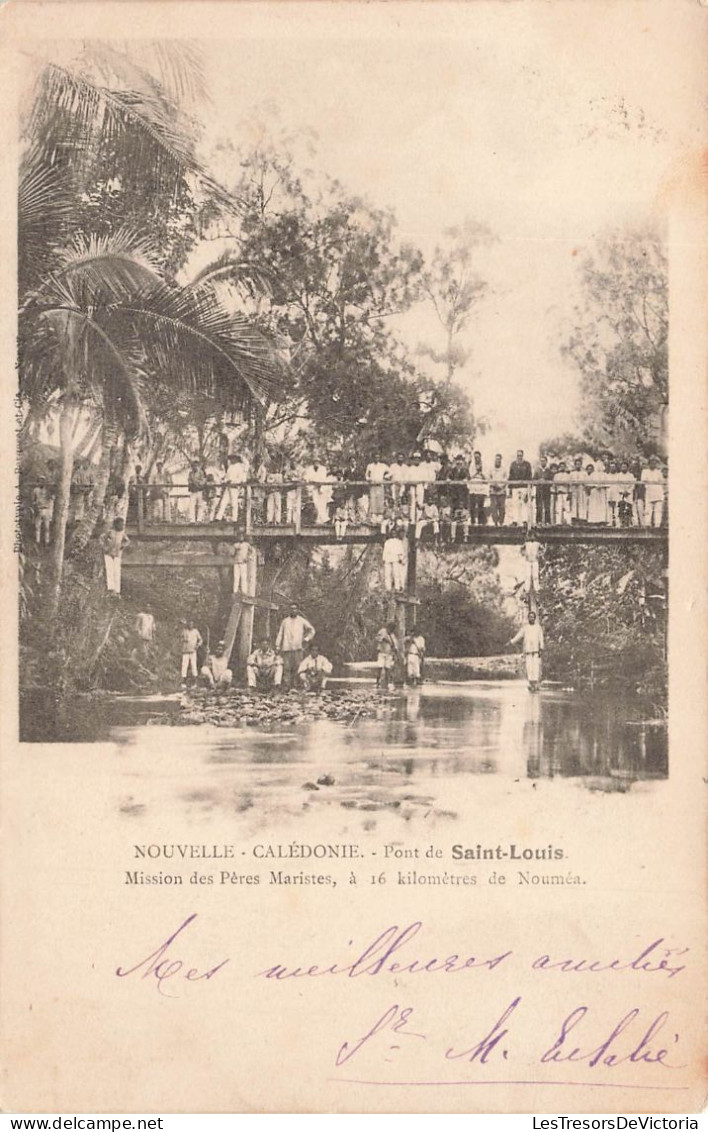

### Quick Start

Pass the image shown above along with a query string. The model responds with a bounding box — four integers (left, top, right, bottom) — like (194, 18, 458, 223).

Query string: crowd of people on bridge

(119, 445, 670, 536)
(23, 442, 668, 556)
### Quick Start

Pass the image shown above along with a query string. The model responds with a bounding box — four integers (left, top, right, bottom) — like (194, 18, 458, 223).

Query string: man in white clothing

(509, 611, 545, 691)
(382, 534, 406, 592)
(247, 638, 283, 691)
(522, 535, 541, 593)
(135, 607, 155, 659)
(180, 619, 203, 686)
(405, 633, 426, 685)
(200, 642, 233, 691)
(641, 456, 665, 527)
(216, 454, 247, 521)
(275, 604, 316, 689)
(232, 540, 251, 595)
(365, 455, 389, 522)
(304, 460, 331, 525)
(298, 644, 333, 692)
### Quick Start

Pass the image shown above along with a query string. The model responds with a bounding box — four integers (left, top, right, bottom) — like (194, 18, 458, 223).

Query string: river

(24, 681, 667, 833)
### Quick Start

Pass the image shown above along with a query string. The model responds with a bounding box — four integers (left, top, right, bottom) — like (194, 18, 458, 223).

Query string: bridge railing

(20, 476, 669, 535)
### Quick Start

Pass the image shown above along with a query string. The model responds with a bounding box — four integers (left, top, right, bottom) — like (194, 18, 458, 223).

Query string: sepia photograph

(3, 0, 705, 1116)
(17, 31, 669, 795)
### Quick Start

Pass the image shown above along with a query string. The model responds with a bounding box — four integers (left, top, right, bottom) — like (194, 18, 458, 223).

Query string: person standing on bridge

(150, 461, 172, 523)
(304, 457, 331, 525)
(552, 461, 571, 525)
(489, 454, 507, 527)
(508, 449, 533, 526)
(534, 454, 552, 526)
(641, 455, 665, 527)
(187, 460, 206, 523)
(216, 454, 247, 522)
(468, 451, 487, 525)
(365, 454, 389, 524)
(509, 610, 544, 692)
(276, 603, 316, 690)
(616, 460, 636, 527)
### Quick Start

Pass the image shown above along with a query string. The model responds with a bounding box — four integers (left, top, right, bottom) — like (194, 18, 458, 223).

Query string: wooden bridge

(120, 480, 667, 672)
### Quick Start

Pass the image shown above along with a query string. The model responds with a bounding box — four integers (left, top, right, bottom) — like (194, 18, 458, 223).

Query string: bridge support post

(407, 540, 418, 629)
(234, 546, 258, 678)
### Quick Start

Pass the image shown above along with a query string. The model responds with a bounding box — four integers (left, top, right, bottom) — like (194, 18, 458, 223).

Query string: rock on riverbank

(148, 686, 397, 728)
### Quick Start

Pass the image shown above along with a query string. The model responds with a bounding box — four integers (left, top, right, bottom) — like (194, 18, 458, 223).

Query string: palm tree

(18, 43, 282, 612)
(20, 233, 282, 606)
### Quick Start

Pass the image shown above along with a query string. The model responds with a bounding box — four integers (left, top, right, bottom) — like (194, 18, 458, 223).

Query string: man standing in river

(275, 603, 316, 690)
(509, 610, 544, 692)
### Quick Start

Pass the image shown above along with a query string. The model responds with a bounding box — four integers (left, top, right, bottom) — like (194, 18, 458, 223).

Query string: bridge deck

(123, 521, 667, 567)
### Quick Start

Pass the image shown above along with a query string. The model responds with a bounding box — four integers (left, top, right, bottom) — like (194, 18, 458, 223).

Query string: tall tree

(197, 138, 480, 460)
(419, 220, 493, 384)
(562, 224, 668, 456)
(18, 44, 280, 605)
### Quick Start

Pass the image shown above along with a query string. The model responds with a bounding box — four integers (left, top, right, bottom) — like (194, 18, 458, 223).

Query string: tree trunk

(252, 402, 266, 470)
(48, 400, 78, 617)
(70, 417, 120, 551)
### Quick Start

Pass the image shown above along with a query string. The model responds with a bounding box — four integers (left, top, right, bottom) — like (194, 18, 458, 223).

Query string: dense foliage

(540, 544, 667, 710)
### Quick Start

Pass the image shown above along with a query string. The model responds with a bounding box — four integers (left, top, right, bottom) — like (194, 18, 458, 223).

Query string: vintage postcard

(1, 0, 706, 1116)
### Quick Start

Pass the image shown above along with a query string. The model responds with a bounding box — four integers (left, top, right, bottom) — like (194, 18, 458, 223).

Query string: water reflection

(103, 681, 667, 827)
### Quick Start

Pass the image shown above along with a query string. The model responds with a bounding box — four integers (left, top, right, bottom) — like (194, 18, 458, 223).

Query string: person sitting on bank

(200, 641, 233, 692)
(102, 517, 130, 596)
(298, 644, 333, 693)
(509, 610, 545, 692)
(247, 638, 284, 691)
(275, 604, 316, 690)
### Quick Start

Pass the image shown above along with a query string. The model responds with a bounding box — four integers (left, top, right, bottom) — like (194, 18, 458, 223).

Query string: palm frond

(189, 252, 275, 296)
(28, 62, 240, 214)
(110, 284, 286, 409)
(19, 147, 74, 293)
(82, 40, 209, 110)
(29, 64, 199, 194)
(51, 230, 165, 300)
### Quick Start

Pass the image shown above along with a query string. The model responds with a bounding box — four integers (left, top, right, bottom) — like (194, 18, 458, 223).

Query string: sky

(183, 1, 701, 462)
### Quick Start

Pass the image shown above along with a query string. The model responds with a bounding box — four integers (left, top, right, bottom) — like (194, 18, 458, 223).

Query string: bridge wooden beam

(126, 523, 667, 547)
